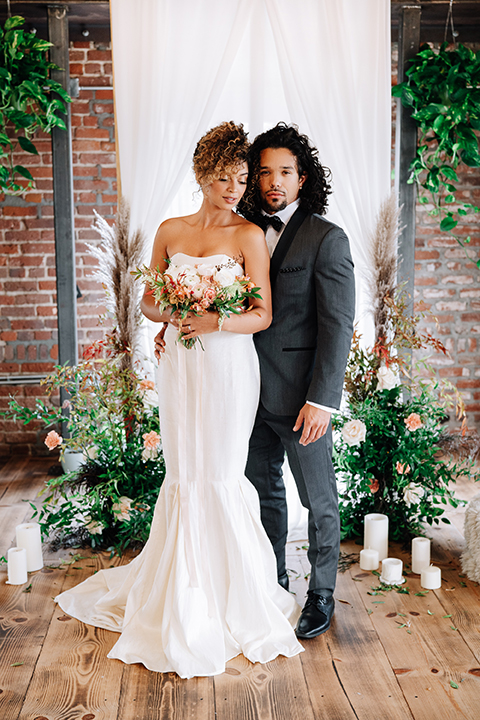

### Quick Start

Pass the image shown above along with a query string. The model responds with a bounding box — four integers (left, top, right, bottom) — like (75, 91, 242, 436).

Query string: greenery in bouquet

(134, 257, 261, 348)
(334, 193, 478, 542)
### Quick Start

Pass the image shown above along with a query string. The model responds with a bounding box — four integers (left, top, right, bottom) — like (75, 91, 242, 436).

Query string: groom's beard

(261, 197, 287, 214)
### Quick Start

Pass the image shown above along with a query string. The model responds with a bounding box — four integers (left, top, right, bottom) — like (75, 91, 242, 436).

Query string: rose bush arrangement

(334, 324, 477, 543)
(3, 336, 165, 552)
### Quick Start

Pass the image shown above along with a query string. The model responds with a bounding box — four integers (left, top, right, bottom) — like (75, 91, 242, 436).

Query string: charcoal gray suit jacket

(254, 207, 355, 417)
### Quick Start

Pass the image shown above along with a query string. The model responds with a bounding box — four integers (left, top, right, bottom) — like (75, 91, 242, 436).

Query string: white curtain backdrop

(111, 0, 391, 342)
(110, 0, 392, 539)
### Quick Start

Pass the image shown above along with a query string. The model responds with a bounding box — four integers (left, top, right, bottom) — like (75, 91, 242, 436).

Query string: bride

(55, 121, 303, 678)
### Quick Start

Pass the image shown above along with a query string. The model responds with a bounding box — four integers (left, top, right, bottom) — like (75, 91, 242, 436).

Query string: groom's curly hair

(237, 123, 332, 220)
(193, 121, 249, 188)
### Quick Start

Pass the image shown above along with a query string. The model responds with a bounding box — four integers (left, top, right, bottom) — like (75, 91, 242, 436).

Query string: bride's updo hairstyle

(193, 121, 249, 188)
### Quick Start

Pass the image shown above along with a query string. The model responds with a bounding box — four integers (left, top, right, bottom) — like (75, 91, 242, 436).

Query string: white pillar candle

(364, 513, 389, 561)
(15, 522, 43, 572)
(380, 557, 404, 585)
(412, 537, 431, 574)
(6, 547, 28, 585)
(359, 548, 379, 570)
(421, 565, 442, 590)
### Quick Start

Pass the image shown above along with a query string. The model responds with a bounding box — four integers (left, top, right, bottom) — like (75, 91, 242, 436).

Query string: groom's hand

(154, 323, 168, 360)
(293, 405, 331, 446)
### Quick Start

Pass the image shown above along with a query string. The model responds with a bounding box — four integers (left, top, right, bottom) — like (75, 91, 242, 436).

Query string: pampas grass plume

(88, 197, 146, 368)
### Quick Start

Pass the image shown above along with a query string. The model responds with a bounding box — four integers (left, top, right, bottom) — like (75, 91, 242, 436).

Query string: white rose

(143, 388, 158, 407)
(85, 518, 104, 535)
(165, 263, 188, 281)
(403, 482, 423, 508)
(342, 419, 367, 446)
(377, 365, 398, 391)
(196, 263, 215, 277)
(142, 446, 159, 462)
(112, 496, 133, 522)
(178, 270, 200, 289)
(214, 266, 237, 287)
(192, 283, 208, 300)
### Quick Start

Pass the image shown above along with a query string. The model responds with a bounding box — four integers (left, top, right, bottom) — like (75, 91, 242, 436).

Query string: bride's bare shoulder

(155, 215, 195, 239)
(234, 215, 264, 243)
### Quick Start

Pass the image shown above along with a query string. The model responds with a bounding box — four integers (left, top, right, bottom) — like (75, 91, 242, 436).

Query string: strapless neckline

(170, 252, 241, 266)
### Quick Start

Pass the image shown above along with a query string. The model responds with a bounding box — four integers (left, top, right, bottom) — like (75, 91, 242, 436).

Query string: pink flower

(142, 431, 161, 450)
(44, 430, 62, 450)
(192, 283, 207, 300)
(368, 478, 379, 494)
(405, 413, 422, 432)
(396, 461, 411, 475)
(139, 379, 155, 391)
(203, 286, 216, 304)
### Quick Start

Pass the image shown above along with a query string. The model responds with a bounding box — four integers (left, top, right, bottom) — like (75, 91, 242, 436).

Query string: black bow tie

(263, 215, 284, 233)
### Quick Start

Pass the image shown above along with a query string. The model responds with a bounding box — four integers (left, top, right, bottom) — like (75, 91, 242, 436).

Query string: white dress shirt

(262, 201, 336, 416)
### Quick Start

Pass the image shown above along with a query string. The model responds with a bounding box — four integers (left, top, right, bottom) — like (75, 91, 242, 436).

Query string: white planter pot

(61, 451, 85, 474)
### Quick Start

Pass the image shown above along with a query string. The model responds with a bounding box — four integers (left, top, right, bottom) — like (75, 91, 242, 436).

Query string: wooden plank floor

(1, 457, 480, 720)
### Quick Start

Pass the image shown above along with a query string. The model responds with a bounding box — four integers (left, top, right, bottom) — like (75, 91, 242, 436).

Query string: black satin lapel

(270, 208, 308, 290)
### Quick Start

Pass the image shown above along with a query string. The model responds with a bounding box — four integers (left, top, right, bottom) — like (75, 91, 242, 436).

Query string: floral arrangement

(5, 336, 165, 551)
(134, 258, 261, 348)
(334, 341, 475, 542)
(334, 193, 478, 542)
(1, 199, 167, 553)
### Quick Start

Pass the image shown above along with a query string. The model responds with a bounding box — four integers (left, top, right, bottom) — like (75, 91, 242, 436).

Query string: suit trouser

(245, 403, 340, 597)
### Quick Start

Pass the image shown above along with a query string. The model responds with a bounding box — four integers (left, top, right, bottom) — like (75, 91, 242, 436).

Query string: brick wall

(0, 41, 479, 455)
(0, 41, 117, 455)
(414, 168, 480, 429)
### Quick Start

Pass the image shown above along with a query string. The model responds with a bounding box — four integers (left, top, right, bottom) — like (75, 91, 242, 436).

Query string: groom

(238, 123, 355, 639)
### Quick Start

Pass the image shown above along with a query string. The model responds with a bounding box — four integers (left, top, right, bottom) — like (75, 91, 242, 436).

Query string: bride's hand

(171, 311, 220, 339)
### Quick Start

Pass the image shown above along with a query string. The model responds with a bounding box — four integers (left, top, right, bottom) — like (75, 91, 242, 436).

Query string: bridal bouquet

(133, 258, 261, 348)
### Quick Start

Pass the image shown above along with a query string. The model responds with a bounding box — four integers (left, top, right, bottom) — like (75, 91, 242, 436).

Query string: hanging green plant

(0, 15, 71, 194)
(393, 42, 480, 266)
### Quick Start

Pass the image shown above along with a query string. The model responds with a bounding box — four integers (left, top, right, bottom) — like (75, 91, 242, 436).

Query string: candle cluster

(6, 522, 43, 585)
(360, 514, 442, 589)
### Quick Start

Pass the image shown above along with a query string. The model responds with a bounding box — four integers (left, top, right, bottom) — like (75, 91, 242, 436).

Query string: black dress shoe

(278, 572, 289, 591)
(296, 592, 334, 638)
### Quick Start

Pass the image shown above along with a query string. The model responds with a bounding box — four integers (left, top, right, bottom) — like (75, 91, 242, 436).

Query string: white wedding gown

(55, 253, 303, 678)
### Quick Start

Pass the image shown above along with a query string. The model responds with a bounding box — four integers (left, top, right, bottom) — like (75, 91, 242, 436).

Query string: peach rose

(405, 413, 422, 431)
(143, 431, 161, 450)
(45, 430, 63, 450)
(203, 286, 217, 304)
(396, 461, 411, 475)
(139, 379, 155, 392)
(368, 478, 379, 493)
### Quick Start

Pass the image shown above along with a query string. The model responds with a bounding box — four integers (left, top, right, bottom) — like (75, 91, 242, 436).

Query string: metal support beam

(48, 5, 77, 423)
(395, 5, 421, 316)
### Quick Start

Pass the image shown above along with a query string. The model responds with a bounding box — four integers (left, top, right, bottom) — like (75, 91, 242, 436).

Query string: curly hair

(193, 121, 250, 187)
(237, 123, 332, 219)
